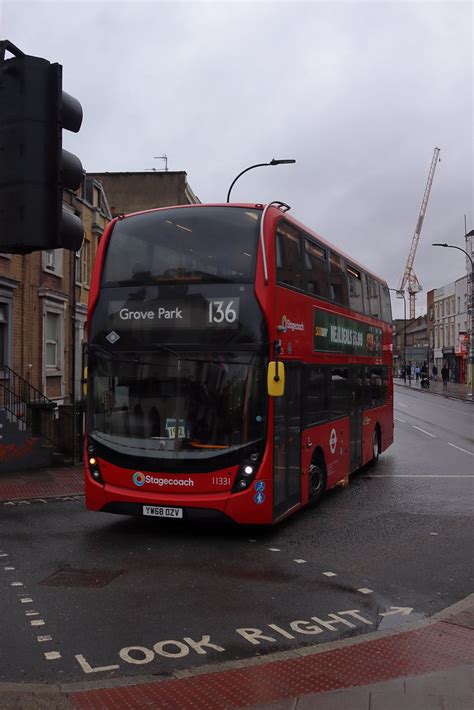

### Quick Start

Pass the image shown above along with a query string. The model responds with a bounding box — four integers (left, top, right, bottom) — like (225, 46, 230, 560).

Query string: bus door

(273, 362, 302, 518)
(350, 366, 364, 472)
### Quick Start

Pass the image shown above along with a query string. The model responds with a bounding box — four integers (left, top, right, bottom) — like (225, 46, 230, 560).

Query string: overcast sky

(1, 0, 472, 318)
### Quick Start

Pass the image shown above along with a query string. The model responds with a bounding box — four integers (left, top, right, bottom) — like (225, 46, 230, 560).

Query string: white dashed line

(4, 566, 15, 571)
(397, 403, 409, 408)
(44, 652, 62, 660)
(294, 559, 306, 564)
(25, 611, 40, 616)
(19, 597, 33, 603)
(268, 548, 281, 552)
(248, 539, 257, 542)
(448, 443, 474, 456)
(412, 426, 436, 438)
(323, 572, 337, 577)
(358, 588, 373, 594)
(0, 553, 8, 558)
(30, 619, 45, 627)
(395, 417, 406, 423)
(37, 635, 53, 643)
(370, 474, 474, 478)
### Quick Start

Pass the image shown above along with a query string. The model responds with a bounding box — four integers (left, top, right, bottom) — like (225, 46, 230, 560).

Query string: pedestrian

(415, 365, 420, 381)
(432, 364, 438, 382)
(441, 364, 449, 387)
(407, 364, 412, 385)
(421, 363, 428, 376)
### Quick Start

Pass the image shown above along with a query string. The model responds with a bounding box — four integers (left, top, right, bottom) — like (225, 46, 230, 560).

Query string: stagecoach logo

(279, 315, 305, 333)
(132, 472, 194, 488)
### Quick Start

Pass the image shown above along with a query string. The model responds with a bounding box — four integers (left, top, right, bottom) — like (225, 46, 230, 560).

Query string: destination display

(108, 296, 240, 330)
(314, 310, 382, 356)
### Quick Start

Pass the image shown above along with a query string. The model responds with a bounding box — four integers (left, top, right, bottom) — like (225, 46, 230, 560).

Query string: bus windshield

(88, 349, 267, 458)
(102, 206, 261, 285)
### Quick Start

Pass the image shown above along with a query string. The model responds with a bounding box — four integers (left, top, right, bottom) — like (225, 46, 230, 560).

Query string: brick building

(0, 178, 111, 470)
(88, 171, 200, 216)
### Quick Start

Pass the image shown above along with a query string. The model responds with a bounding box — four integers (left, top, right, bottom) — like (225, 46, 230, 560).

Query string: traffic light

(0, 40, 84, 254)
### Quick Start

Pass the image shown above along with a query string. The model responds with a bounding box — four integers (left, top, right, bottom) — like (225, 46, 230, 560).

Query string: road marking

(370, 474, 474, 478)
(19, 597, 33, 603)
(30, 619, 45, 627)
(357, 588, 373, 594)
(380, 607, 413, 617)
(37, 635, 53, 642)
(268, 548, 281, 552)
(4, 566, 15, 571)
(323, 572, 337, 577)
(25, 611, 40, 616)
(448, 443, 474, 456)
(412, 426, 436, 437)
(397, 403, 409, 408)
(294, 559, 306, 564)
(44, 652, 62, 660)
(395, 417, 406, 423)
(11, 581, 23, 587)
(0, 553, 8, 557)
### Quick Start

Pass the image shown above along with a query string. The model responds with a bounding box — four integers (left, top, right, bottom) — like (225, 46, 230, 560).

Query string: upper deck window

(276, 223, 304, 290)
(102, 207, 261, 285)
(304, 239, 330, 298)
(329, 253, 349, 306)
(347, 265, 364, 313)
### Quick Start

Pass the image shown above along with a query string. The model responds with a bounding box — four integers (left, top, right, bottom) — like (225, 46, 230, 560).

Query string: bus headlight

(87, 457, 104, 484)
(231, 458, 259, 493)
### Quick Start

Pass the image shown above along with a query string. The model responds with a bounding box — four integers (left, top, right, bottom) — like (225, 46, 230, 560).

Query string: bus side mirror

(267, 361, 285, 397)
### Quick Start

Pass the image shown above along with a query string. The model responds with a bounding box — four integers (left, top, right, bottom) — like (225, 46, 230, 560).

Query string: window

(367, 366, 387, 407)
(328, 253, 348, 306)
(366, 276, 381, 318)
(276, 222, 303, 290)
(458, 296, 461, 313)
(435, 303, 438, 320)
(330, 367, 350, 418)
(0, 304, 7, 368)
(347, 265, 364, 313)
(44, 249, 63, 276)
(304, 239, 329, 298)
(304, 366, 329, 425)
(81, 240, 90, 285)
(380, 285, 392, 322)
(45, 312, 62, 369)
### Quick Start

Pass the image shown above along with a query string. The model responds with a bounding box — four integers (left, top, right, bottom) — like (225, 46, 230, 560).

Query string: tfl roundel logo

(133, 472, 145, 487)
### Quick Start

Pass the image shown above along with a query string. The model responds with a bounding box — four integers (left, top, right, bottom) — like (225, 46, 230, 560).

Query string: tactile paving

(70, 620, 474, 709)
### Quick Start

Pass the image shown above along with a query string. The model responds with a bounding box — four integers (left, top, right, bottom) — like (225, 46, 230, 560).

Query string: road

(0, 387, 472, 685)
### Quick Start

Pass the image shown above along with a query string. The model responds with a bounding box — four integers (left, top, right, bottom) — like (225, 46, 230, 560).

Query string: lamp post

(389, 288, 407, 382)
(432, 239, 474, 392)
(226, 158, 296, 203)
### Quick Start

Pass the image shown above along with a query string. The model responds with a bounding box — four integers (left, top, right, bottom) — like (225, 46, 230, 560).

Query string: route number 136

(208, 299, 238, 325)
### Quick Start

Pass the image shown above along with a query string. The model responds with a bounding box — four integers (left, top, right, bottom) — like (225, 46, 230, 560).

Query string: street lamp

(432, 238, 474, 392)
(226, 158, 296, 203)
(389, 288, 407, 381)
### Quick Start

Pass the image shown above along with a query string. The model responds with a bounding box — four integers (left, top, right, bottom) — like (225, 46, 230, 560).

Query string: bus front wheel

(308, 454, 327, 507)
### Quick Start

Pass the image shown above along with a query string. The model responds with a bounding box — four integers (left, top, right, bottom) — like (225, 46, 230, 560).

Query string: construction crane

(400, 147, 441, 319)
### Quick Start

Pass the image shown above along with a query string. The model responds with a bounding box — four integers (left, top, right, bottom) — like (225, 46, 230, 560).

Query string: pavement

(1, 382, 473, 708)
(394, 376, 473, 400)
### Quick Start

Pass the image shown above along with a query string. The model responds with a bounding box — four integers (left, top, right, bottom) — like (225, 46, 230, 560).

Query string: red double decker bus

(85, 202, 393, 524)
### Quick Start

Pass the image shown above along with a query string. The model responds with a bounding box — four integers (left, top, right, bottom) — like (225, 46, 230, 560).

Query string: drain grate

(40, 568, 124, 588)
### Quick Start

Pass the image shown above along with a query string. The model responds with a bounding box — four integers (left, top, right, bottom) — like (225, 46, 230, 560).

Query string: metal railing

(0, 366, 58, 446)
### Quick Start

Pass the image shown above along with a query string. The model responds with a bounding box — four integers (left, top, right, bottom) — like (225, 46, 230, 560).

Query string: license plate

(143, 505, 183, 519)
